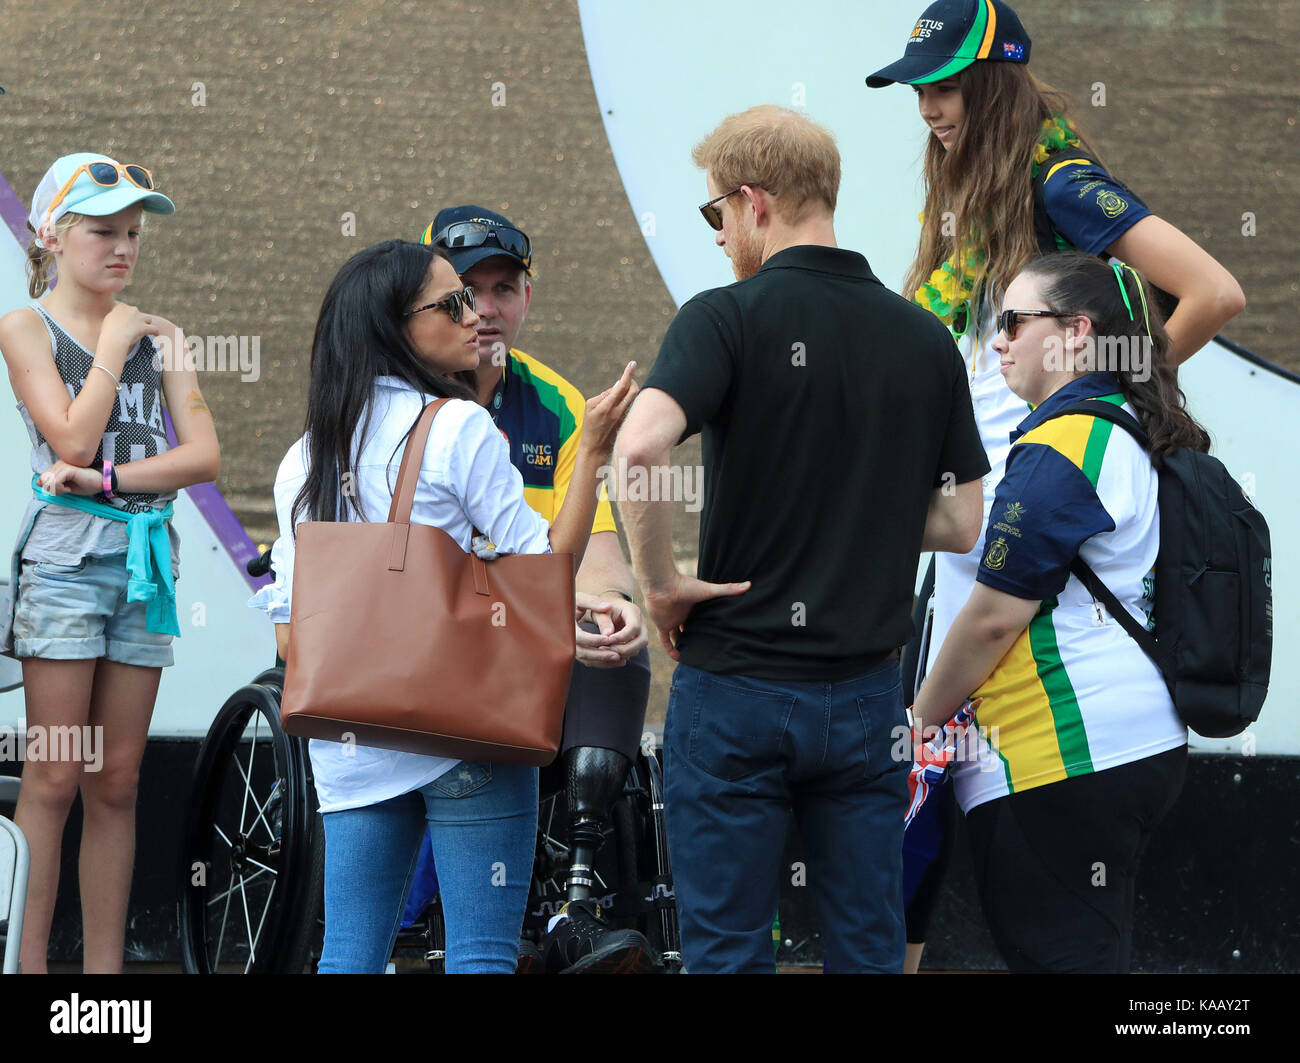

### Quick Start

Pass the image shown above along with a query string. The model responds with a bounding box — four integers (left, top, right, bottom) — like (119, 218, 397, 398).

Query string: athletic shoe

(516, 938, 545, 974)
(542, 899, 660, 974)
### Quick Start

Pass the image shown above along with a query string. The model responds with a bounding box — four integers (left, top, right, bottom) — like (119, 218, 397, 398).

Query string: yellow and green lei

(914, 116, 1081, 335)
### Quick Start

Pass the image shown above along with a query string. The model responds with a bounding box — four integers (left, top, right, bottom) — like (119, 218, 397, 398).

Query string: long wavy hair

(1021, 251, 1210, 463)
(291, 239, 477, 529)
(903, 62, 1100, 327)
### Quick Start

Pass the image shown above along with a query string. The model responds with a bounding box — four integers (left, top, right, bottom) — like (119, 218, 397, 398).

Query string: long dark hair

(904, 62, 1099, 319)
(291, 239, 477, 529)
(1021, 251, 1210, 462)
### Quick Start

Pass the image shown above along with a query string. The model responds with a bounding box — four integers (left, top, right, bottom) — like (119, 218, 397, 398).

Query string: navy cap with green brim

(865, 0, 1031, 88)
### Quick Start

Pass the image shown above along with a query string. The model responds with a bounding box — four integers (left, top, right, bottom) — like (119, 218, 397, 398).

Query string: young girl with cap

(911, 251, 1204, 971)
(0, 154, 220, 972)
(866, 0, 1243, 972)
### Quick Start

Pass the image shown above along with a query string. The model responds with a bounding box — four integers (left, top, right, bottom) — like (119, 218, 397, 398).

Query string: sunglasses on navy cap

(432, 221, 533, 271)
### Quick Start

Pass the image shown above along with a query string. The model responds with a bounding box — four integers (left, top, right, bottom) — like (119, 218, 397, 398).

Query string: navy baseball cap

(866, 0, 1031, 88)
(420, 205, 534, 276)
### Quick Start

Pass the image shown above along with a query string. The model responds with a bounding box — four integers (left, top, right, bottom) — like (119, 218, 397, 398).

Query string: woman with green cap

(866, 0, 1244, 973)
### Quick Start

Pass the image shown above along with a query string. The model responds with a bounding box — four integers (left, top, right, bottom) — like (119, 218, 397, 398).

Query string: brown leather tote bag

(279, 399, 576, 765)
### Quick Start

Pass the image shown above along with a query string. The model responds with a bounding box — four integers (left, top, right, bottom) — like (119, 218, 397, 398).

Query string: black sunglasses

(407, 286, 476, 323)
(432, 221, 532, 271)
(699, 187, 745, 231)
(996, 308, 1077, 340)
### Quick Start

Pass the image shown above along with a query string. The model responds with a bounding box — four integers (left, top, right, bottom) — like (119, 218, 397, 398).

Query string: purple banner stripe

(164, 413, 271, 590)
(0, 170, 29, 246)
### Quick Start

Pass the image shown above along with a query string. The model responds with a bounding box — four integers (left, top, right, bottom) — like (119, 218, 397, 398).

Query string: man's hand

(642, 571, 751, 661)
(573, 591, 649, 668)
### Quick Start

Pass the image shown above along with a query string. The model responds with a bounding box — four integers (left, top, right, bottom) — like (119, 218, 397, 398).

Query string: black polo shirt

(643, 244, 988, 681)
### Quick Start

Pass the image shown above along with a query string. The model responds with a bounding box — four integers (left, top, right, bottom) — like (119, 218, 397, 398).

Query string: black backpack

(1045, 400, 1272, 738)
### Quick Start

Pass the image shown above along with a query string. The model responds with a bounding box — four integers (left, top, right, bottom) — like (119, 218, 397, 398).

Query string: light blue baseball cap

(29, 152, 175, 246)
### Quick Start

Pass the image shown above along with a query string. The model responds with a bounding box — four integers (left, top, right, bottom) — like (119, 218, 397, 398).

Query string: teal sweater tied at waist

(31, 475, 180, 638)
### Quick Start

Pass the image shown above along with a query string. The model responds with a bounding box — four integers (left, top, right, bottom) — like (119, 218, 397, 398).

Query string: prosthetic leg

(538, 632, 659, 973)
(562, 745, 631, 900)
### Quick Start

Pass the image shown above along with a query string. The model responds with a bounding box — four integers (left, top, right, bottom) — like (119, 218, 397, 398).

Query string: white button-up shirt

(248, 376, 552, 812)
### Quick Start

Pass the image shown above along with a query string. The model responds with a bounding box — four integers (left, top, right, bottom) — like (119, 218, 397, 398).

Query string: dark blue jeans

(663, 658, 910, 973)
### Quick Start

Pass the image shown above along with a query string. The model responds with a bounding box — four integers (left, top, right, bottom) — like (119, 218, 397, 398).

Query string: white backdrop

(578, 0, 1297, 755)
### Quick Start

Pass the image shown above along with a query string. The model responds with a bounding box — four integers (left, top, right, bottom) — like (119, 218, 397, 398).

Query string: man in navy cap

(421, 207, 659, 974)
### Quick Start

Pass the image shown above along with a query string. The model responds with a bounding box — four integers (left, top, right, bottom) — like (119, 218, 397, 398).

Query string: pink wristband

(102, 459, 115, 499)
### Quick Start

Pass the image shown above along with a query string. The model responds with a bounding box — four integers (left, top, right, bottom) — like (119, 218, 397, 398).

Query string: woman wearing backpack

(866, 0, 1244, 973)
(911, 250, 1208, 972)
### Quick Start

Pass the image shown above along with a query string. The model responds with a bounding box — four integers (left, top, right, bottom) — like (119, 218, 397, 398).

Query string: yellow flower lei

(914, 116, 1081, 333)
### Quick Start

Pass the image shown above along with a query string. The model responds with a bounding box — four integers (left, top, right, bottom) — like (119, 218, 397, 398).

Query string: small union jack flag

(904, 698, 979, 828)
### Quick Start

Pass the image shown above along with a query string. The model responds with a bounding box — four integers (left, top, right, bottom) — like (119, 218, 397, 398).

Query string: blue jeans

(13, 554, 174, 666)
(663, 658, 910, 973)
(318, 762, 537, 974)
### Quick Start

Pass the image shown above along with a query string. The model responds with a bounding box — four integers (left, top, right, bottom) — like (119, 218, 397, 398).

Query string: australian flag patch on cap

(1003, 42, 1025, 59)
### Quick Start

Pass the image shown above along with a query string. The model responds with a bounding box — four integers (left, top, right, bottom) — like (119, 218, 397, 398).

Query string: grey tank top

(14, 303, 180, 573)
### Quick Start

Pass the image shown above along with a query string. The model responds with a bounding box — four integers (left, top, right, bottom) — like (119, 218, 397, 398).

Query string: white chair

(0, 775, 28, 974)
(0, 575, 21, 693)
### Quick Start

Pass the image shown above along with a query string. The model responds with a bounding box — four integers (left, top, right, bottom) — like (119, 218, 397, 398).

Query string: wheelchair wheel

(178, 670, 324, 973)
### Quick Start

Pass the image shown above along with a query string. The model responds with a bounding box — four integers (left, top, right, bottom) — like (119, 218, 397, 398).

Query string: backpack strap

(1053, 399, 1149, 447)
(1042, 400, 1176, 696)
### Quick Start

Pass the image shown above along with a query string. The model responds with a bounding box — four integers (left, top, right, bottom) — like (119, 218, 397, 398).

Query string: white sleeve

(246, 447, 305, 623)
(444, 404, 552, 555)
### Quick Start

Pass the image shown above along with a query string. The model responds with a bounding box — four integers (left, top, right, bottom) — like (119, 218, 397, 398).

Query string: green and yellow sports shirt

(484, 348, 616, 535)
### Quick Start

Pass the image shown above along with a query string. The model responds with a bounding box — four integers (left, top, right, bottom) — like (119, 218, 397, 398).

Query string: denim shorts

(12, 553, 174, 667)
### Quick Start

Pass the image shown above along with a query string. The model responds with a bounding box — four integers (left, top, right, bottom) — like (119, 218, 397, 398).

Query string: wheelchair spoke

(238, 713, 261, 836)
(207, 866, 269, 907)
(244, 856, 277, 877)
(542, 793, 557, 841)
(247, 876, 277, 972)
(215, 873, 234, 969)
(238, 874, 257, 972)
(231, 736, 279, 843)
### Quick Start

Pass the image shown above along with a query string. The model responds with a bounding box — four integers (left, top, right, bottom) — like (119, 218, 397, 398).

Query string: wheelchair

(177, 556, 681, 974)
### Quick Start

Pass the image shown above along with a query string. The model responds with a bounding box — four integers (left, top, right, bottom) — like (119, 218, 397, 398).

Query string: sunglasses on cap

(433, 221, 532, 271)
(406, 286, 476, 324)
(996, 308, 1077, 340)
(44, 162, 155, 225)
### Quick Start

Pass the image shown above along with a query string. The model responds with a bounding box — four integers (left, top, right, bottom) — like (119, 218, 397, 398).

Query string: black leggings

(965, 744, 1187, 973)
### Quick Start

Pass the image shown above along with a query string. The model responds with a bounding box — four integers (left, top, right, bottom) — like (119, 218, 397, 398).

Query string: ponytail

(24, 212, 86, 298)
(25, 228, 53, 298)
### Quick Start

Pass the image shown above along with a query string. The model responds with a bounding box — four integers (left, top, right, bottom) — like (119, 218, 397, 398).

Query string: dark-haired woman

(250, 240, 637, 973)
(866, 0, 1243, 970)
(912, 251, 1206, 972)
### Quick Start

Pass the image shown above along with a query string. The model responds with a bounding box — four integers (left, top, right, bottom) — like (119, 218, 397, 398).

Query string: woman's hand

(580, 361, 639, 461)
(38, 460, 102, 496)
